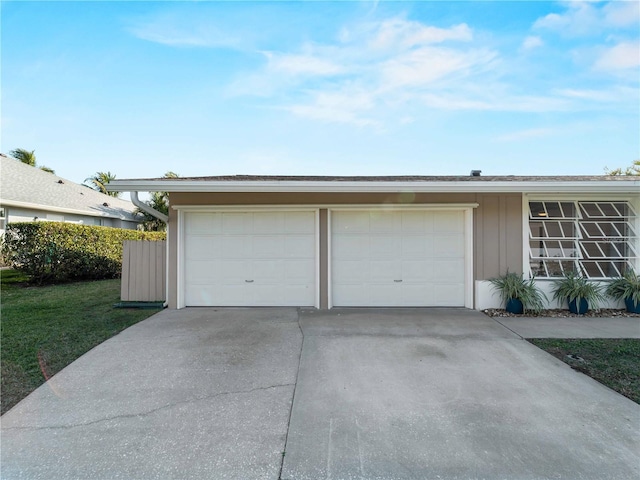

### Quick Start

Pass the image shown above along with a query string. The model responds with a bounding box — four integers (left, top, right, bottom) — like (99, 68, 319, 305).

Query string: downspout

(130, 191, 170, 307)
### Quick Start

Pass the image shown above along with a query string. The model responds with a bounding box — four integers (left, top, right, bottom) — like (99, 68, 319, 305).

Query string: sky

(1, 0, 639, 185)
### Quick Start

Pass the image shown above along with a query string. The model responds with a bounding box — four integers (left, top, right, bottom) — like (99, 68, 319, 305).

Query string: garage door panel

(370, 260, 401, 280)
(401, 260, 433, 282)
(332, 210, 467, 307)
(221, 213, 253, 234)
(370, 212, 398, 233)
(186, 236, 221, 260)
(370, 236, 398, 256)
(252, 236, 285, 258)
(184, 211, 316, 307)
(432, 284, 464, 306)
(401, 236, 431, 257)
(433, 235, 464, 256)
(333, 260, 368, 282)
(285, 211, 316, 233)
(401, 284, 434, 305)
(333, 211, 369, 233)
(433, 212, 464, 233)
(333, 235, 370, 258)
(284, 236, 316, 257)
(285, 259, 316, 280)
(401, 211, 429, 233)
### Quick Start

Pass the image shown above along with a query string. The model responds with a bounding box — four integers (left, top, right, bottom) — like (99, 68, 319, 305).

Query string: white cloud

(521, 36, 543, 50)
(602, 1, 640, 28)
(533, 1, 639, 36)
(264, 52, 345, 77)
(369, 18, 472, 50)
(285, 89, 378, 127)
(594, 41, 640, 71)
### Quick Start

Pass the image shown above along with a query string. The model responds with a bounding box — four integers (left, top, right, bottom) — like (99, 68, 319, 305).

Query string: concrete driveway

(1, 308, 638, 479)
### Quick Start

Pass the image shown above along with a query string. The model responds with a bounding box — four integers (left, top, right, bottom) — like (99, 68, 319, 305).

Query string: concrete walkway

(2, 308, 639, 479)
(494, 315, 640, 339)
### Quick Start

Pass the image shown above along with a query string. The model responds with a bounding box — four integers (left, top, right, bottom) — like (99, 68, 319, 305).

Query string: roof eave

(107, 179, 639, 194)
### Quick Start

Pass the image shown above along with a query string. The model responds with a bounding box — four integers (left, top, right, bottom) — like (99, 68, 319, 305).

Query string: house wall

(167, 192, 524, 309)
(2, 206, 139, 230)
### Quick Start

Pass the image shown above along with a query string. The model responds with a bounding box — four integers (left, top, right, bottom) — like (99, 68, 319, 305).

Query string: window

(0, 207, 5, 230)
(529, 201, 638, 278)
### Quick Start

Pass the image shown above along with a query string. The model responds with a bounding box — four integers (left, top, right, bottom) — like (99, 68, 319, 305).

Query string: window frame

(523, 194, 640, 280)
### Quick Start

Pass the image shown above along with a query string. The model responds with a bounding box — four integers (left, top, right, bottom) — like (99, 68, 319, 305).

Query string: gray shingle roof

(124, 174, 633, 182)
(0, 154, 141, 221)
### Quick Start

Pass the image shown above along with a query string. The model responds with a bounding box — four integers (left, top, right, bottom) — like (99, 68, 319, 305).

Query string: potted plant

(551, 271, 606, 314)
(489, 272, 547, 314)
(605, 269, 640, 314)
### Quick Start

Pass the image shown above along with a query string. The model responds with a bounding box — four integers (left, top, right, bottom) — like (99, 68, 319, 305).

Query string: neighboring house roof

(0, 154, 142, 222)
(108, 173, 638, 194)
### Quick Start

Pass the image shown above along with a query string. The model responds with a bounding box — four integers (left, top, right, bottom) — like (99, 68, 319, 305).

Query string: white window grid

(529, 201, 638, 279)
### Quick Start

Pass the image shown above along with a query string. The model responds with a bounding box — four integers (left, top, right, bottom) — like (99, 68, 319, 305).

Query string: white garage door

(184, 211, 316, 306)
(331, 210, 467, 307)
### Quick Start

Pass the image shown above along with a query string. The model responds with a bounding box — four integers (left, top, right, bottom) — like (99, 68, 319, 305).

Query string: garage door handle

(394, 279, 403, 283)
(245, 280, 254, 283)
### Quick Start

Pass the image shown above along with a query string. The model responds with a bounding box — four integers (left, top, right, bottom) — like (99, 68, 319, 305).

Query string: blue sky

(2, 1, 639, 184)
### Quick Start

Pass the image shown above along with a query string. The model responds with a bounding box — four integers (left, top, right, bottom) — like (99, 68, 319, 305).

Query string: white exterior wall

(475, 279, 625, 311)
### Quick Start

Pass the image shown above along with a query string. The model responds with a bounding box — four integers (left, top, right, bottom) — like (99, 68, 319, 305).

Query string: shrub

(1, 222, 165, 284)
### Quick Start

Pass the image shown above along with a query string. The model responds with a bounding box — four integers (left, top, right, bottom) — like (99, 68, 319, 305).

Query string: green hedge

(1, 222, 166, 283)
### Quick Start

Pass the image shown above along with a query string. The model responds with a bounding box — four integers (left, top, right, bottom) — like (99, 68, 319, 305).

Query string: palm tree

(8, 148, 55, 173)
(84, 172, 120, 197)
(606, 160, 640, 176)
(9, 148, 36, 166)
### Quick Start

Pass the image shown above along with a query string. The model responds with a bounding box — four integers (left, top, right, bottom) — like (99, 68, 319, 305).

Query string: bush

(1, 223, 165, 283)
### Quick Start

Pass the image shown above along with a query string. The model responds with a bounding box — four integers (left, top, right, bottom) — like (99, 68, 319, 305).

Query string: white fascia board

(0, 198, 133, 219)
(107, 179, 639, 194)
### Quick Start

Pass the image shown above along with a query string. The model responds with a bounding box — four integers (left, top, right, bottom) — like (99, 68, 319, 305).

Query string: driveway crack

(3, 383, 295, 432)
(279, 308, 305, 480)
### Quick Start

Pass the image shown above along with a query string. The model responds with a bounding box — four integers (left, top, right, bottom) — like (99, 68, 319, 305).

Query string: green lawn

(1, 270, 161, 414)
(528, 338, 640, 404)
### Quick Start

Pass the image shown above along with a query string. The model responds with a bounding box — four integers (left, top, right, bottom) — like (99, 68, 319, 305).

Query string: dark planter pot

(568, 298, 589, 315)
(505, 298, 524, 314)
(625, 297, 640, 314)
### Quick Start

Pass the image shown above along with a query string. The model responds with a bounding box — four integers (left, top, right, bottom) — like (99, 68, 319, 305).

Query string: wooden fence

(121, 240, 166, 302)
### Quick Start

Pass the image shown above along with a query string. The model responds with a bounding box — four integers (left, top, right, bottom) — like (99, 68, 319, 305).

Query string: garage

(331, 209, 469, 307)
(183, 210, 317, 307)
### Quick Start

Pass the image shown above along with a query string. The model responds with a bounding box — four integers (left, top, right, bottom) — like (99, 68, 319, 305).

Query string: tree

(137, 171, 179, 231)
(84, 172, 120, 197)
(606, 160, 640, 176)
(9, 148, 55, 174)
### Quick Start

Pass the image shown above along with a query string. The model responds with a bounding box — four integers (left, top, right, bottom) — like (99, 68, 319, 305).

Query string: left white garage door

(183, 211, 316, 306)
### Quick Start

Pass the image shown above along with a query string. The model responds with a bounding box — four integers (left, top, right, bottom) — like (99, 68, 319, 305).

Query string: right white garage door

(331, 210, 467, 307)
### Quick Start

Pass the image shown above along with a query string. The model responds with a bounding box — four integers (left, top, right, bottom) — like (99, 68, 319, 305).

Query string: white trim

(109, 179, 639, 194)
(178, 208, 320, 309)
(176, 209, 185, 309)
(327, 209, 333, 309)
(172, 203, 480, 211)
(315, 210, 321, 309)
(522, 194, 531, 278)
(0, 198, 136, 220)
(464, 208, 474, 309)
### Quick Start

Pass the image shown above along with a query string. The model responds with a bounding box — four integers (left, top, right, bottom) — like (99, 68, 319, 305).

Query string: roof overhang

(0, 198, 140, 221)
(107, 179, 639, 194)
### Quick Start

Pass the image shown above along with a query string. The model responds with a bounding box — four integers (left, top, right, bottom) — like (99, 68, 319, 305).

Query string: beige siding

(167, 191, 524, 308)
(121, 240, 166, 302)
(474, 194, 523, 279)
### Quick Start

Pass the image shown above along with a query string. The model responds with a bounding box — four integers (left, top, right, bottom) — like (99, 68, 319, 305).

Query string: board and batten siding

(121, 240, 166, 302)
(167, 192, 524, 309)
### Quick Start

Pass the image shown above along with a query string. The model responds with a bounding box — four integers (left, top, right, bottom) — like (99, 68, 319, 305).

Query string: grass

(528, 338, 640, 404)
(1, 269, 161, 414)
